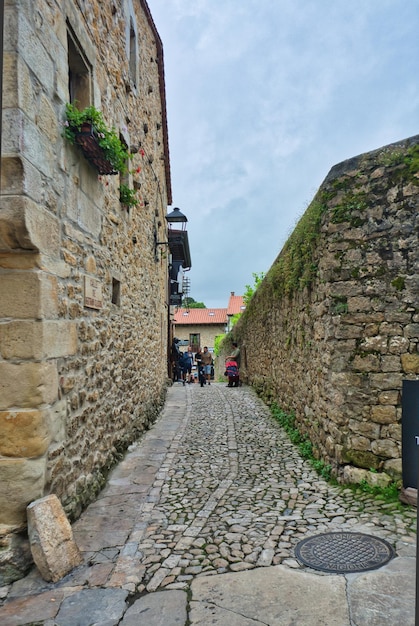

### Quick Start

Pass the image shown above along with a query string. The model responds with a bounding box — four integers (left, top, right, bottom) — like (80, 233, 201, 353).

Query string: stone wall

(1, 0, 172, 582)
(222, 136, 419, 488)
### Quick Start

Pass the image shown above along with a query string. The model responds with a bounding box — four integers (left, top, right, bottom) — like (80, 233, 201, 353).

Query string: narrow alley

(0, 383, 416, 625)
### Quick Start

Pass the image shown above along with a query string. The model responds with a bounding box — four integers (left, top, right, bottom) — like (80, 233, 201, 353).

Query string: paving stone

(120, 589, 187, 626)
(190, 565, 350, 625)
(54, 588, 128, 626)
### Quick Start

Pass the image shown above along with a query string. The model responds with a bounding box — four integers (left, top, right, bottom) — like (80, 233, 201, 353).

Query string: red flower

(135, 166, 141, 174)
(139, 148, 145, 157)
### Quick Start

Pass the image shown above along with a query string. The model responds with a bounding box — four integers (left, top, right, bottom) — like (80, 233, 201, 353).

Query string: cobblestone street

(122, 383, 416, 593)
(1, 383, 416, 625)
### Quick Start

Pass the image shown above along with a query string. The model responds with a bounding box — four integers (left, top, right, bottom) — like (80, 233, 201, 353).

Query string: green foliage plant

(270, 403, 332, 480)
(391, 276, 406, 291)
(331, 296, 348, 315)
(269, 403, 405, 501)
(330, 190, 368, 225)
(377, 148, 405, 168)
(214, 334, 225, 356)
(119, 183, 138, 207)
(229, 312, 242, 328)
(266, 197, 326, 299)
(243, 272, 266, 305)
(63, 103, 131, 174)
(348, 479, 402, 507)
(403, 144, 419, 183)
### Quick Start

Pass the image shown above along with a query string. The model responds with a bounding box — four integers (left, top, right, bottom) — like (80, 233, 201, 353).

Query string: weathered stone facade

(223, 136, 419, 488)
(1, 0, 172, 582)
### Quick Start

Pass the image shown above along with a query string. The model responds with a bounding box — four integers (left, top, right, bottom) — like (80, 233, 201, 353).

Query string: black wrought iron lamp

(155, 207, 188, 255)
(165, 207, 188, 230)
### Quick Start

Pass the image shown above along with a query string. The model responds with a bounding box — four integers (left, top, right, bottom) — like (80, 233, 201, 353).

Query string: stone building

(173, 308, 227, 354)
(223, 136, 419, 490)
(0, 0, 182, 582)
(173, 293, 245, 355)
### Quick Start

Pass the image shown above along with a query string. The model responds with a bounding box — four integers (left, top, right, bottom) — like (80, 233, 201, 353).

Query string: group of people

(171, 341, 214, 386)
(171, 339, 241, 388)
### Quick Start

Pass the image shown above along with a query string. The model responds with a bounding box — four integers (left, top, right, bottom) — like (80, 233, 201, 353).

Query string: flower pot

(74, 123, 118, 175)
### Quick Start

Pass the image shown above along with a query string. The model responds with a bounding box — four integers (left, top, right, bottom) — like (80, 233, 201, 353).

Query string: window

(112, 278, 121, 306)
(129, 17, 138, 87)
(67, 23, 92, 107)
(189, 334, 200, 352)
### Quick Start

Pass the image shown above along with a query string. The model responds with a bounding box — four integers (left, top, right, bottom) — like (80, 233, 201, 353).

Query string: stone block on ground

(27, 494, 83, 582)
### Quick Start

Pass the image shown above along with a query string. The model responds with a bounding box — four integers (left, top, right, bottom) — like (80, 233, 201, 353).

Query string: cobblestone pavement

(0, 383, 416, 625)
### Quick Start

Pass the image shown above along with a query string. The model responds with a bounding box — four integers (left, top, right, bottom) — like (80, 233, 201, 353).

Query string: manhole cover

(294, 532, 395, 573)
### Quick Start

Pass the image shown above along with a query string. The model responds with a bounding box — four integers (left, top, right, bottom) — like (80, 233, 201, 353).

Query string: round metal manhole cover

(294, 532, 395, 573)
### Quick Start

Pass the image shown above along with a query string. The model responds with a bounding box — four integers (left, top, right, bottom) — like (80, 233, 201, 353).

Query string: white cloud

(148, 0, 419, 307)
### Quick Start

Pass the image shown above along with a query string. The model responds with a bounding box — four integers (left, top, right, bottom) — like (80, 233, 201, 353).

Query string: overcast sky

(147, 0, 419, 309)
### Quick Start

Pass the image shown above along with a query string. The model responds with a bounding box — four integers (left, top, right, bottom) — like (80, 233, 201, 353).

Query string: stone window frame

(189, 334, 200, 352)
(112, 277, 121, 307)
(126, 0, 139, 90)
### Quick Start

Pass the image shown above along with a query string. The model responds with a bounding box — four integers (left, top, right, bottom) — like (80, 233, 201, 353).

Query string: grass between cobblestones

(270, 402, 404, 507)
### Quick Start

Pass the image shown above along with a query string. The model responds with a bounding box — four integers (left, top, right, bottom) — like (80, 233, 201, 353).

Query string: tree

(243, 272, 266, 306)
(183, 297, 206, 309)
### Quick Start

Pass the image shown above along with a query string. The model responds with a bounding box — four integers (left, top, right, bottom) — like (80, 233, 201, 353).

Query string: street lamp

(165, 207, 188, 230)
(155, 207, 189, 254)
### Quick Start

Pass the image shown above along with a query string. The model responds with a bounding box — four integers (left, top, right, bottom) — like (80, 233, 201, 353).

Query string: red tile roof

(227, 294, 245, 315)
(173, 308, 227, 325)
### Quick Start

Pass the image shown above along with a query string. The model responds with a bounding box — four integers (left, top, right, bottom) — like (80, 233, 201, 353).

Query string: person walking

(185, 346, 194, 383)
(194, 347, 203, 384)
(201, 346, 213, 385)
(171, 338, 182, 382)
(178, 352, 188, 385)
(195, 347, 203, 369)
(195, 347, 205, 386)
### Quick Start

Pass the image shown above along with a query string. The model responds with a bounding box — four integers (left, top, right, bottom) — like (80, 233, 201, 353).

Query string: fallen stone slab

(54, 588, 129, 626)
(190, 564, 350, 625)
(27, 494, 83, 582)
(120, 590, 188, 625)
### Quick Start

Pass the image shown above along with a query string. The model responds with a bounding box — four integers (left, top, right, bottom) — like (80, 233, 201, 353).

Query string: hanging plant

(63, 103, 131, 175)
(119, 183, 139, 207)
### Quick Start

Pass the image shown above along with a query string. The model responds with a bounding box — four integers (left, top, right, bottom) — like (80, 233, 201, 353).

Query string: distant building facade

(0, 0, 177, 582)
(173, 292, 245, 353)
(226, 291, 246, 332)
(173, 308, 227, 353)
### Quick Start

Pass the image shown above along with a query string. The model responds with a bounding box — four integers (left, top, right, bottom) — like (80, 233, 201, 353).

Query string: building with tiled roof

(173, 307, 227, 353)
(173, 292, 246, 353)
(226, 292, 246, 332)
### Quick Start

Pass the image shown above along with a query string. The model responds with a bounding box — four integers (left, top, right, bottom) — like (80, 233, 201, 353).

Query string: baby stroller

(224, 359, 240, 387)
